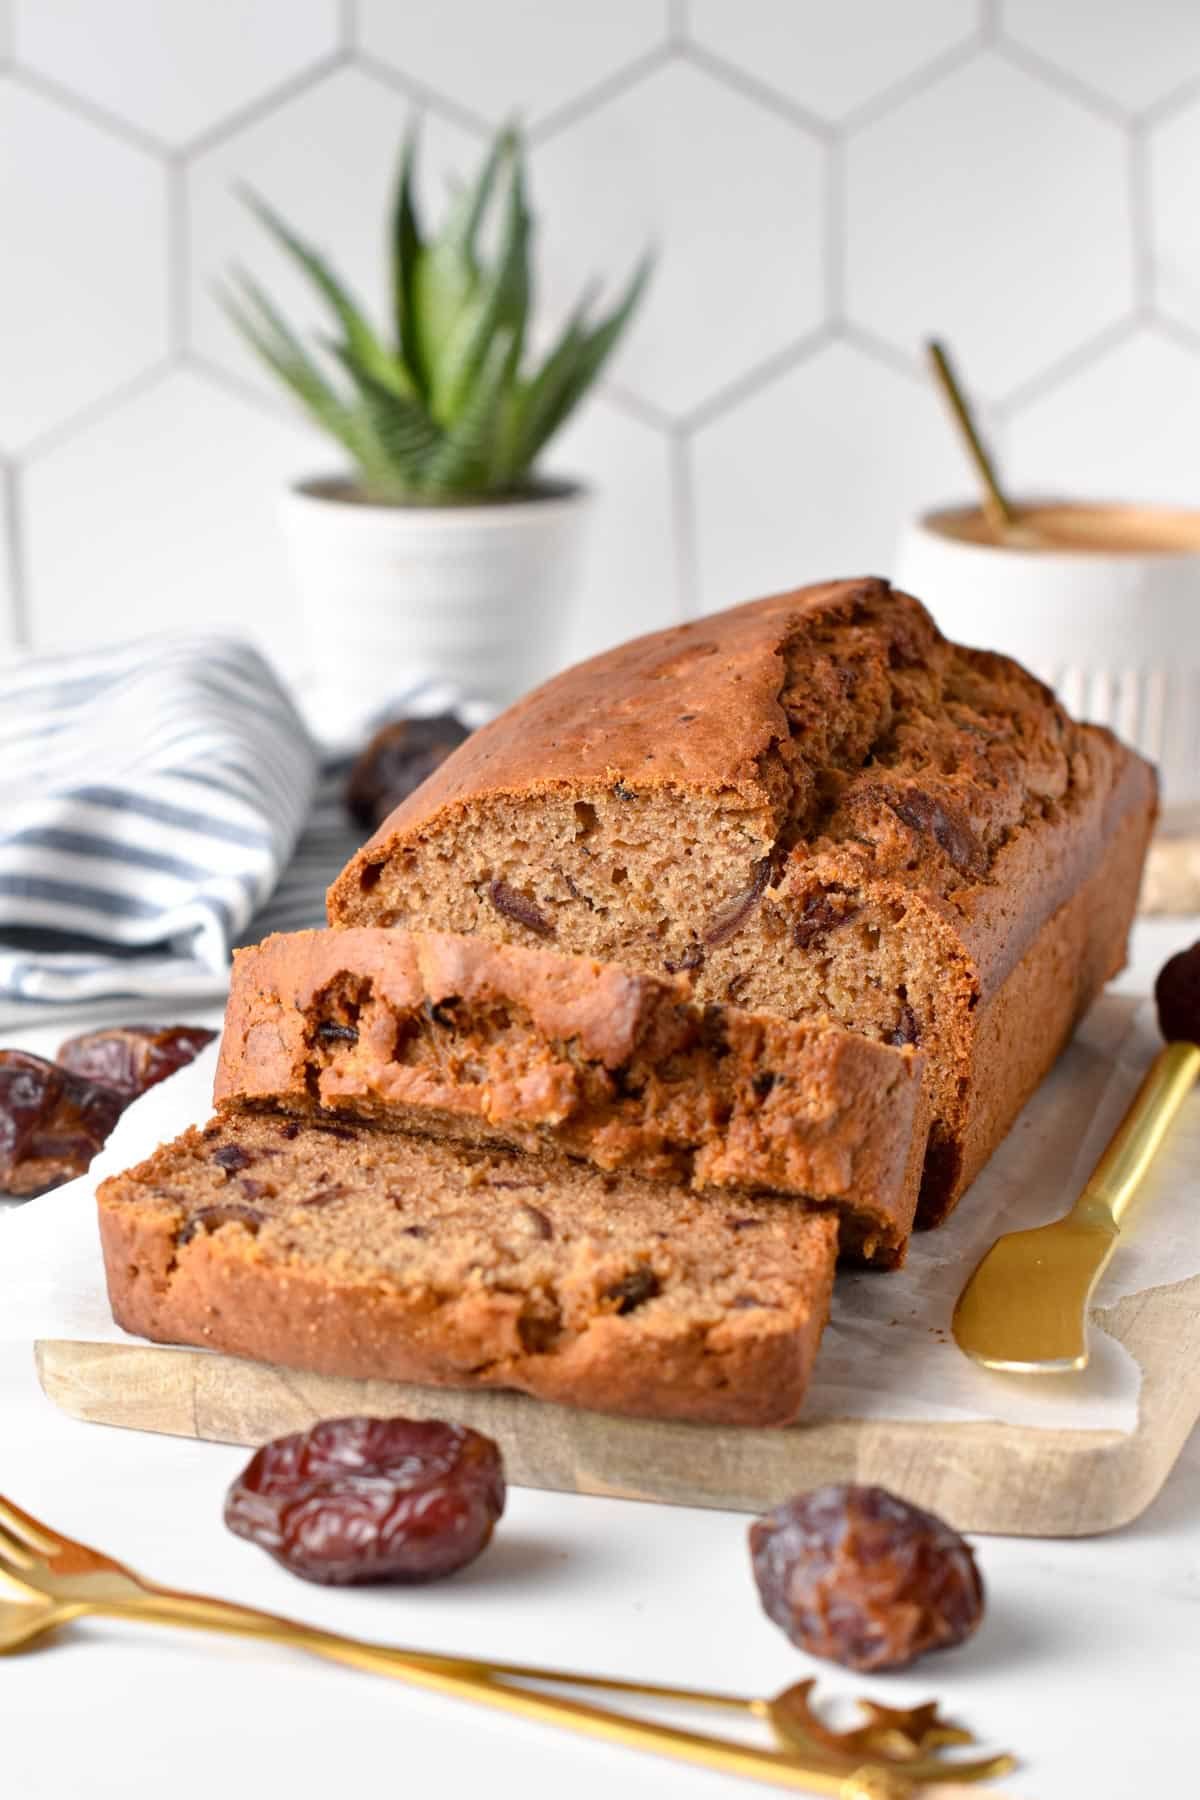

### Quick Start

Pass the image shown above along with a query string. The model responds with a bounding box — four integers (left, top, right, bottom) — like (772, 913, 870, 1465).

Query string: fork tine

(0, 1493, 76, 1557)
(0, 1516, 40, 1571)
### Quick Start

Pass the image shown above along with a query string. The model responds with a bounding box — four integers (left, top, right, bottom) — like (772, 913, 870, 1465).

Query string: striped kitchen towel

(0, 634, 487, 1023)
(0, 634, 319, 1020)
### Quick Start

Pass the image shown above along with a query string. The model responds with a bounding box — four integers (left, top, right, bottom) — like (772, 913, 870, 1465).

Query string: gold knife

(952, 1037, 1200, 1372)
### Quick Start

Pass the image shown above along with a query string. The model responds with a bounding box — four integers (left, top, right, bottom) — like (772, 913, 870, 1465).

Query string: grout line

(1139, 72, 1200, 128)
(996, 314, 1137, 418)
(678, 40, 832, 139)
(166, 157, 190, 356)
(669, 430, 698, 621)
(824, 136, 845, 325)
(838, 33, 983, 133)
(529, 43, 676, 145)
(1152, 313, 1200, 356)
(180, 50, 349, 160)
(683, 328, 830, 432)
(11, 63, 168, 156)
(182, 348, 311, 425)
(20, 360, 174, 463)
(978, 0, 1001, 44)
(832, 321, 919, 381)
(992, 35, 1128, 126)
(2, 463, 29, 651)
(338, 0, 358, 52)
(666, 0, 688, 49)
(602, 383, 676, 434)
(352, 50, 493, 137)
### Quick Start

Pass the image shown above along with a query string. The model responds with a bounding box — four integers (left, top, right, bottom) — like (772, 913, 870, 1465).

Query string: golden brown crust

(344, 580, 880, 845)
(326, 579, 1157, 1221)
(98, 1116, 836, 1428)
(925, 767, 1155, 1223)
(215, 926, 925, 1264)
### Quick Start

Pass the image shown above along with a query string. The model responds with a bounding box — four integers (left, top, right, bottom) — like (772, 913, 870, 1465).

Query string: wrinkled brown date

(346, 714, 471, 831)
(57, 1024, 215, 1102)
(0, 1050, 124, 1197)
(1155, 940, 1200, 1044)
(224, 1416, 506, 1586)
(749, 1484, 983, 1672)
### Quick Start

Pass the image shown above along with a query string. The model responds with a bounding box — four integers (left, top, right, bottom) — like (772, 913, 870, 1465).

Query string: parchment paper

(5, 993, 1199, 1434)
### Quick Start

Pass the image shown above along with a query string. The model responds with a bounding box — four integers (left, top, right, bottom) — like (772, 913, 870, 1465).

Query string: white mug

(895, 501, 1200, 814)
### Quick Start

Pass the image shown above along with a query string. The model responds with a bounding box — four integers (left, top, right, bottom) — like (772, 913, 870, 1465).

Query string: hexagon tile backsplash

(3, 0, 1200, 680)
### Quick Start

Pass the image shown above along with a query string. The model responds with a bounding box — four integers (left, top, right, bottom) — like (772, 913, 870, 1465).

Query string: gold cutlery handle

(1079, 1040, 1200, 1228)
(90, 1587, 905, 1796)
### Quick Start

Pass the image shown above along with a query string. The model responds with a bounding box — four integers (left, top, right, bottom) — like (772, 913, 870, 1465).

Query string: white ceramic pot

(281, 478, 588, 726)
(895, 501, 1200, 814)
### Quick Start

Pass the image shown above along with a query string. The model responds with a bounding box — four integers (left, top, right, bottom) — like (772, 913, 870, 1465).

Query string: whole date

(749, 1484, 984, 1672)
(225, 1415, 506, 1586)
(57, 1023, 215, 1102)
(0, 1051, 124, 1198)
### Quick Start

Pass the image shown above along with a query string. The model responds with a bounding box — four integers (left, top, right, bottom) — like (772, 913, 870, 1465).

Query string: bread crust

(98, 1119, 836, 1429)
(327, 579, 1157, 1221)
(215, 926, 925, 1264)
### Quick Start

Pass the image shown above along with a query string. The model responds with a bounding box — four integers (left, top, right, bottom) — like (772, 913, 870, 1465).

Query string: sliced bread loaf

(214, 926, 926, 1265)
(328, 579, 1156, 1225)
(97, 1112, 837, 1427)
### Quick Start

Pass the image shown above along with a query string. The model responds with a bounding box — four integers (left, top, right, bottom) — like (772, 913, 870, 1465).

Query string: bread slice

(328, 578, 1156, 1226)
(214, 927, 926, 1266)
(97, 1112, 837, 1427)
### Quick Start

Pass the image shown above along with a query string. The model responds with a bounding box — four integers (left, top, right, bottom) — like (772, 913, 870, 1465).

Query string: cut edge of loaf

(326, 578, 1157, 1224)
(97, 1113, 838, 1428)
(214, 926, 926, 1266)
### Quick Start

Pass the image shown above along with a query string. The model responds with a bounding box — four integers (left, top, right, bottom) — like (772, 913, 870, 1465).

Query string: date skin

(57, 1024, 215, 1103)
(750, 1484, 984, 1672)
(0, 1051, 124, 1197)
(1, 1024, 216, 1197)
(1155, 940, 1200, 1044)
(225, 1416, 506, 1586)
(346, 714, 471, 831)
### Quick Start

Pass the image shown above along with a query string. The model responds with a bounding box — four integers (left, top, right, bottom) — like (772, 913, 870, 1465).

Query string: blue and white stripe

(0, 638, 483, 1023)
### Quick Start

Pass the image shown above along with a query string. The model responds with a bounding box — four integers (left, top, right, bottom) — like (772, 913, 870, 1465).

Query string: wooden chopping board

(36, 1261, 1200, 1539)
(32, 994, 1200, 1540)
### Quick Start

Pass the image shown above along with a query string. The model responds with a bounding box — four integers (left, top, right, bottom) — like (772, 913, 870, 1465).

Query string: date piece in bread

(215, 927, 926, 1266)
(329, 579, 1156, 1226)
(98, 1112, 837, 1429)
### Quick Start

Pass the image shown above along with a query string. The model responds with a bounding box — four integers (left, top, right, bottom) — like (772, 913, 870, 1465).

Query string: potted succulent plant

(225, 124, 648, 719)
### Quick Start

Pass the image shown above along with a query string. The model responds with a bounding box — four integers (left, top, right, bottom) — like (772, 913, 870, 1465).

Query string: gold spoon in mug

(924, 341, 1042, 549)
(954, 944, 1200, 1372)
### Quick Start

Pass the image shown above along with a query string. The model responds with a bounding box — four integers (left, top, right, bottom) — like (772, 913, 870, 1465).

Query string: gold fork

(0, 1492, 1014, 1795)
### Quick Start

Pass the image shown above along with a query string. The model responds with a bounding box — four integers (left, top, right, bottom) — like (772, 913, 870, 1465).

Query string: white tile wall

(12, 0, 342, 147)
(691, 341, 966, 612)
(1001, 0, 1200, 115)
(187, 68, 482, 403)
(844, 50, 1134, 402)
(0, 77, 169, 450)
(533, 58, 826, 419)
(1007, 325, 1200, 503)
(23, 370, 323, 671)
(687, 0, 979, 122)
(2, 0, 1199, 677)
(358, 0, 668, 130)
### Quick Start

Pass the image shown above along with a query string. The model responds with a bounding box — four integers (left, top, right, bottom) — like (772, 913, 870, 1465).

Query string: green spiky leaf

(391, 126, 429, 399)
(430, 147, 529, 421)
(421, 328, 517, 494)
(230, 122, 650, 500)
(239, 189, 414, 403)
(221, 273, 390, 482)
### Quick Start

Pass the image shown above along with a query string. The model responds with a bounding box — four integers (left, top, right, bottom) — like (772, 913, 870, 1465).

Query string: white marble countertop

(4, 916, 1199, 1800)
